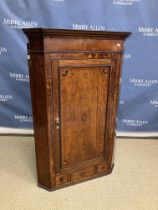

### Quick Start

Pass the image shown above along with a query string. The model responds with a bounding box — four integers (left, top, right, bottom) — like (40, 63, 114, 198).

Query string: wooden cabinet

(23, 28, 130, 191)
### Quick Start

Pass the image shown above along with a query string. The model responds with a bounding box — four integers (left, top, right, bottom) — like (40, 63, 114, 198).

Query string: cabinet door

(51, 59, 114, 173)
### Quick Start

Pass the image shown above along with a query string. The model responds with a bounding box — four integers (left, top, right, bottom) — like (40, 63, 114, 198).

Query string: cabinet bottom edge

(38, 164, 114, 191)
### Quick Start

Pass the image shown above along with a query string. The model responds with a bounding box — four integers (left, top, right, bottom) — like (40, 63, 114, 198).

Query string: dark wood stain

(23, 28, 130, 191)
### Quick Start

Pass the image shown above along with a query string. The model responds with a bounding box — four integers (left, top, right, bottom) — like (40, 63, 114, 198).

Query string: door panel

(59, 65, 110, 168)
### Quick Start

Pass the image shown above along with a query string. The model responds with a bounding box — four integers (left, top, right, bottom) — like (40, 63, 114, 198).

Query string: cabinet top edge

(23, 28, 131, 40)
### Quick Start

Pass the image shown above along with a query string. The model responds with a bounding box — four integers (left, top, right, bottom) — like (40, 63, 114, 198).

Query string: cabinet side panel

(29, 54, 54, 188)
(105, 54, 122, 164)
(109, 54, 123, 165)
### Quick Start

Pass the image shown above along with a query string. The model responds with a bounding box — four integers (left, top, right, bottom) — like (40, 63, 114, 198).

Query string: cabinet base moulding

(38, 164, 114, 191)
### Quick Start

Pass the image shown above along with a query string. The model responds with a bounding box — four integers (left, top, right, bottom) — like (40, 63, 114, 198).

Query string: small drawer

(97, 162, 108, 173)
(71, 166, 95, 181)
(55, 174, 67, 186)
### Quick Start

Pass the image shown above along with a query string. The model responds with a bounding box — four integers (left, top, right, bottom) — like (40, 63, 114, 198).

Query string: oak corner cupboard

(23, 28, 130, 191)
